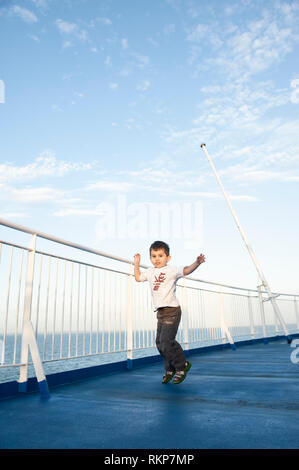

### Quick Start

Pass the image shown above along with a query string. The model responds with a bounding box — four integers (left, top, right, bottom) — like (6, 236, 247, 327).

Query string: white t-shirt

(139, 265, 185, 311)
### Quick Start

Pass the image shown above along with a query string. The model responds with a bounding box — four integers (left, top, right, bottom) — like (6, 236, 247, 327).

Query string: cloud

(148, 188, 258, 201)
(275, 0, 299, 21)
(213, 131, 299, 185)
(84, 169, 258, 201)
(55, 18, 88, 44)
(53, 208, 103, 217)
(86, 181, 134, 192)
(121, 38, 128, 49)
(147, 37, 159, 47)
(51, 103, 63, 111)
(186, 23, 209, 42)
(0, 151, 93, 183)
(28, 34, 40, 42)
(97, 17, 112, 25)
(130, 52, 150, 69)
(223, 20, 293, 76)
(55, 19, 77, 34)
(161, 75, 293, 166)
(290, 78, 299, 103)
(186, 5, 298, 79)
(221, 166, 299, 184)
(0, 211, 30, 219)
(164, 24, 175, 35)
(109, 82, 118, 90)
(162, 126, 205, 145)
(10, 186, 62, 203)
(116, 166, 204, 191)
(105, 56, 112, 67)
(31, 0, 48, 8)
(11, 5, 38, 23)
(136, 80, 151, 92)
(0, 184, 63, 204)
(54, 169, 258, 221)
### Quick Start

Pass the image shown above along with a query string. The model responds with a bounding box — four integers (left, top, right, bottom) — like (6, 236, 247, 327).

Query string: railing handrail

(1, 216, 298, 298)
(0, 217, 141, 266)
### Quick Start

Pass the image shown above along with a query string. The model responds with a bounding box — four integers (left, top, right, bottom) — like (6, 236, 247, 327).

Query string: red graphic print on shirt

(153, 272, 166, 291)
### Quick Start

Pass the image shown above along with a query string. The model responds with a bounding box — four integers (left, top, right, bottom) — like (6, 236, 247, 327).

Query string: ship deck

(0, 337, 299, 450)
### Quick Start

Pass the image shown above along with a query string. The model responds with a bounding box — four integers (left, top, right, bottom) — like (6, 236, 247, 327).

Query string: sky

(0, 0, 299, 294)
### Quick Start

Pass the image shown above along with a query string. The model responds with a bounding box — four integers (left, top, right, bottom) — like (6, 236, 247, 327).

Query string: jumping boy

(134, 241, 205, 384)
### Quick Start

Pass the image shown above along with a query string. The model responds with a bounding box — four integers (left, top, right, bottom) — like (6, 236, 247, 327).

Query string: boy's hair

(149, 240, 170, 256)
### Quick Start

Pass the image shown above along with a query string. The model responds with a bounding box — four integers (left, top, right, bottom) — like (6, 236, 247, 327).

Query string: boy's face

(150, 249, 171, 268)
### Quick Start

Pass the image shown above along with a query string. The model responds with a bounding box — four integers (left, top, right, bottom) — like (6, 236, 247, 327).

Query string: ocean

(0, 324, 288, 384)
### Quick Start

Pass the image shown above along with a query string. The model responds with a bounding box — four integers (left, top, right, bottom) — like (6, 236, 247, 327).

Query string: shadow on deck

(0, 337, 299, 450)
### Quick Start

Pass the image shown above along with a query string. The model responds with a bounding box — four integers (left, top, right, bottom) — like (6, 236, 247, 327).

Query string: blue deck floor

(0, 338, 299, 450)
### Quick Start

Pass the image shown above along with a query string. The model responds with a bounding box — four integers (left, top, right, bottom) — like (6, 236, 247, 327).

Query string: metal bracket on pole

(262, 293, 281, 303)
(18, 234, 50, 398)
(258, 285, 291, 342)
(201, 143, 292, 344)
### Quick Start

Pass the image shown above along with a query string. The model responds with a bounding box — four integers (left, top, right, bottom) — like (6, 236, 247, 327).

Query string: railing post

(294, 296, 299, 332)
(18, 234, 49, 398)
(219, 288, 226, 345)
(218, 288, 236, 350)
(274, 305, 279, 336)
(257, 285, 268, 344)
(181, 279, 190, 354)
(247, 291, 255, 340)
(126, 269, 134, 369)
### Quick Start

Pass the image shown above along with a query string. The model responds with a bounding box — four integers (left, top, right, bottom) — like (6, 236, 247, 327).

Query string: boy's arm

(183, 253, 205, 276)
(134, 253, 142, 282)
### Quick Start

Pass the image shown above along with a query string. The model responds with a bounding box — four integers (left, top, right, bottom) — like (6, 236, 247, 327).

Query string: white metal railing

(1, 217, 299, 393)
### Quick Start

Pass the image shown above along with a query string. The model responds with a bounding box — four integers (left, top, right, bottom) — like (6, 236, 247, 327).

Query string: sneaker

(172, 370, 187, 384)
(173, 361, 191, 385)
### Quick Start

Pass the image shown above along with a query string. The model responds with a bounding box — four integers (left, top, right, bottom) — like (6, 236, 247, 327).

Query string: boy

(134, 241, 205, 384)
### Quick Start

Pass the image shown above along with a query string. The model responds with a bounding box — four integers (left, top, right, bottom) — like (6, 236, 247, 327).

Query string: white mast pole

(200, 143, 291, 342)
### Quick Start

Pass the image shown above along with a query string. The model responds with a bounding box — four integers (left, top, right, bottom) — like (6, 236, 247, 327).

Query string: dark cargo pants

(155, 306, 186, 372)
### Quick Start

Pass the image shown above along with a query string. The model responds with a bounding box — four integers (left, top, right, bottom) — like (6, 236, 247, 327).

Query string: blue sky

(0, 0, 299, 293)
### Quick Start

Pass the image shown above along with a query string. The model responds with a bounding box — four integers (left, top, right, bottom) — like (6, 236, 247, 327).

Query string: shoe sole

(162, 377, 173, 384)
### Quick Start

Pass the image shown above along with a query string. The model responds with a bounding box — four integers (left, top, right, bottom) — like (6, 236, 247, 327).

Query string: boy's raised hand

(197, 253, 205, 265)
(134, 253, 141, 265)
